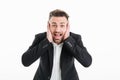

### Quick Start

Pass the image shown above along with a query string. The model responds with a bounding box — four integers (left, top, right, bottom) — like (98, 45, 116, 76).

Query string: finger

(66, 23, 70, 37)
(47, 21, 50, 29)
(67, 23, 70, 32)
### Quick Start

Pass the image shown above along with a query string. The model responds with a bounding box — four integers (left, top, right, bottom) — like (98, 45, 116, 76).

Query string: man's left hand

(63, 23, 70, 40)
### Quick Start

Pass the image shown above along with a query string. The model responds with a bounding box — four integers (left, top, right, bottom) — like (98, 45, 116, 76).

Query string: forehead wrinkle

(60, 22, 66, 24)
(49, 20, 67, 25)
(50, 22, 66, 25)
(50, 22, 56, 24)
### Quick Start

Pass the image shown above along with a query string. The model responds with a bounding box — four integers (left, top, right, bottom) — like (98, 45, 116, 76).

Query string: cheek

(49, 27, 54, 33)
(62, 28, 67, 34)
(63, 31, 66, 35)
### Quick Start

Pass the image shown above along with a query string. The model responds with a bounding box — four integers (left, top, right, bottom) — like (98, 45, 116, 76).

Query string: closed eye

(52, 25, 57, 27)
(60, 25, 65, 28)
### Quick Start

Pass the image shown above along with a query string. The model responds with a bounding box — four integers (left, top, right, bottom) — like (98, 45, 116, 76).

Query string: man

(22, 9, 92, 80)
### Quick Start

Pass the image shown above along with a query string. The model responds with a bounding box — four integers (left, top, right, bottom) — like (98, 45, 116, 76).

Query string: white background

(0, 0, 120, 80)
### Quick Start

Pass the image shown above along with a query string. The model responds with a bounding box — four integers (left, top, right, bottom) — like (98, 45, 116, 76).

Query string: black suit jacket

(22, 32, 92, 80)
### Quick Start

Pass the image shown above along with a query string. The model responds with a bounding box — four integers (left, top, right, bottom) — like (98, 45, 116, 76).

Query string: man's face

(48, 16, 68, 44)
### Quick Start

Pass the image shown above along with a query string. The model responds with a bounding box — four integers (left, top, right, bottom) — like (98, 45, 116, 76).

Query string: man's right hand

(47, 24, 53, 43)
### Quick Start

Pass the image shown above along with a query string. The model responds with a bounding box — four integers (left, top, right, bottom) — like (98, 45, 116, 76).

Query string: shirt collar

(52, 42, 63, 47)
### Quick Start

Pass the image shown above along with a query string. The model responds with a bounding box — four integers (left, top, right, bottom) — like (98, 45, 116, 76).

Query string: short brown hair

(49, 9, 69, 20)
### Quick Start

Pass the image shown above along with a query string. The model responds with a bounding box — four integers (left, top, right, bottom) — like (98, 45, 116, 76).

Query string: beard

(53, 38, 63, 44)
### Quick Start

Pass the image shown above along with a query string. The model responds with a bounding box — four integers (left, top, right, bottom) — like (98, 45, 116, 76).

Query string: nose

(55, 26, 61, 32)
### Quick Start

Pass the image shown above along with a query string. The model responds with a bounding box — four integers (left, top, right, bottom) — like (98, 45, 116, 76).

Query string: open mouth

(53, 33, 62, 39)
(54, 33, 62, 36)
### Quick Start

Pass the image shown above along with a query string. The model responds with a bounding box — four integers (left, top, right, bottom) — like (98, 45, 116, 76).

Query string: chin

(54, 40, 62, 44)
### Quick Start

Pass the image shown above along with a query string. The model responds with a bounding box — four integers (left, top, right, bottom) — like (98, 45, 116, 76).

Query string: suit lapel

(48, 45, 53, 74)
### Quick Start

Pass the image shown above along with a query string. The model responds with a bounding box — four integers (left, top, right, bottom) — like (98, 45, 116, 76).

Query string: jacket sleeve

(22, 34, 52, 67)
(64, 34, 92, 67)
